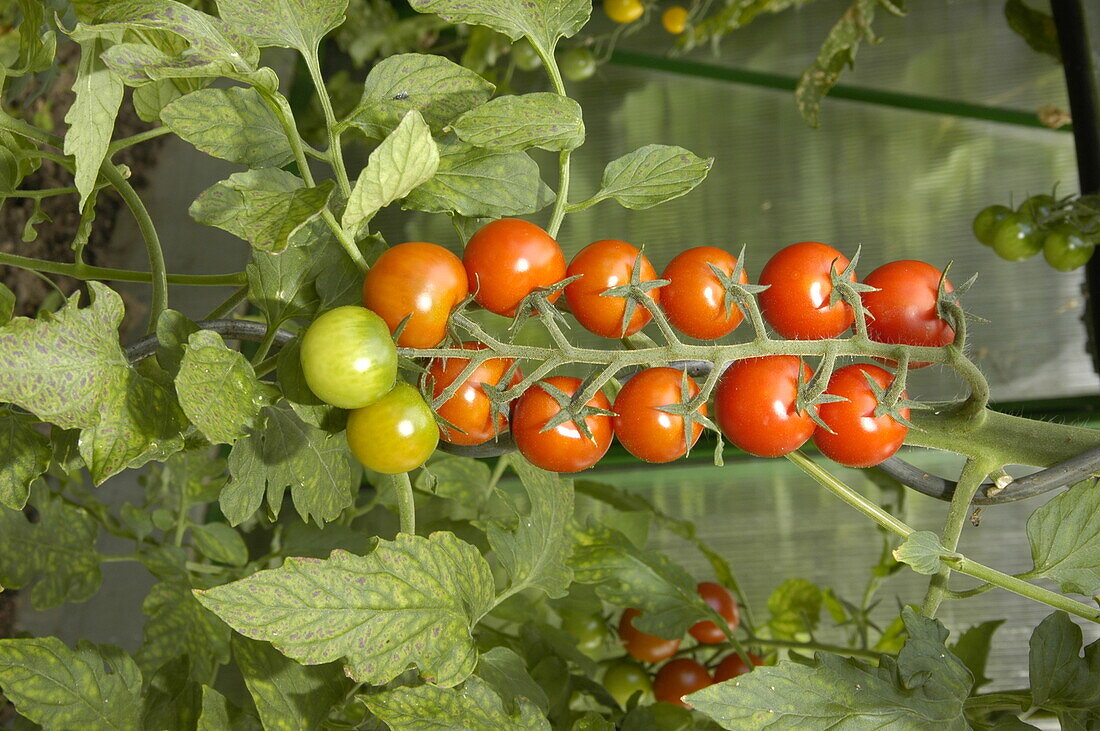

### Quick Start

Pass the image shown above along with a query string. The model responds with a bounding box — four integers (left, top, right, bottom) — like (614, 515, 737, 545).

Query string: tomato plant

(813, 364, 910, 468)
(511, 376, 613, 473)
(758, 242, 855, 339)
(299, 306, 397, 409)
(612, 366, 705, 463)
(462, 218, 566, 317)
(652, 659, 712, 708)
(660, 246, 748, 339)
(714, 356, 816, 457)
(362, 241, 468, 348)
(346, 382, 439, 474)
(427, 342, 522, 446)
(564, 239, 661, 338)
(618, 608, 681, 663)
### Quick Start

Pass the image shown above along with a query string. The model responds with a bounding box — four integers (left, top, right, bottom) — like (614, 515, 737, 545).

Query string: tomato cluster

(974, 194, 1097, 271)
(303, 220, 957, 475)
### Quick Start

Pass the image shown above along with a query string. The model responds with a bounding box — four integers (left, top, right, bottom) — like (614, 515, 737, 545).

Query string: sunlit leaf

(408, 0, 589, 58)
(364, 674, 549, 730)
(589, 144, 712, 210)
(893, 530, 955, 576)
(162, 87, 293, 168)
(1027, 480, 1100, 596)
(452, 93, 584, 152)
(63, 34, 123, 211)
(233, 634, 347, 731)
(218, 0, 348, 54)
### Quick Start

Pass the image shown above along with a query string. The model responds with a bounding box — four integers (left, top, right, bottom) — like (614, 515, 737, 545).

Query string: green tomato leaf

(403, 137, 554, 218)
(77, 367, 187, 485)
(274, 339, 343, 432)
(949, 619, 1003, 693)
(766, 578, 822, 639)
(489, 456, 574, 599)
(141, 656, 202, 731)
(364, 675, 550, 731)
(175, 330, 276, 445)
(690, 608, 970, 729)
(1028, 611, 1100, 727)
(590, 144, 712, 210)
(191, 522, 249, 566)
(0, 282, 14, 325)
(0, 282, 128, 430)
(1027, 479, 1100, 596)
(190, 169, 335, 254)
(63, 35, 123, 212)
(279, 516, 373, 559)
(217, 0, 347, 55)
(11, 0, 57, 74)
(476, 646, 550, 716)
(0, 638, 142, 730)
(83, 1, 260, 86)
(570, 523, 710, 639)
(198, 685, 261, 731)
(408, 0, 589, 59)
(343, 110, 439, 236)
(132, 78, 190, 123)
(344, 53, 494, 140)
(1004, 0, 1060, 62)
(892, 530, 958, 576)
(162, 87, 294, 168)
(247, 236, 322, 327)
(416, 453, 492, 509)
(155, 308, 200, 379)
(136, 579, 232, 682)
(195, 532, 495, 687)
(220, 404, 358, 526)
(452, 93, 584, 152)
(0, 486, 102, 609)
(0, 405, 50, 510)
(233, 634, 347, 731)
(794, 0, 880, 129)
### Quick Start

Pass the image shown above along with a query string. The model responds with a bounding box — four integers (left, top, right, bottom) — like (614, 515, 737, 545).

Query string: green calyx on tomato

(758, 242, 855, 339)
(346, 382, 438, 474)
(612, 367, 707, 464)
(511, 376, 614, 473)
(813, 363, 909, 468)
(299, 306, 397, 410)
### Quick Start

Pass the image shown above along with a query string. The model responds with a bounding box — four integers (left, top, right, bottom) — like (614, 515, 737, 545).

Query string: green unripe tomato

(972, 204, 1012, 247)
(992, 213, 1042, 261)
(603, 660, 652, 708)
(346, 382, 439, 474)
(561, 610, 605, 652)
(559, 48, 596, 82)
(1017, 193, 1056, 224)
(512, 38, 542, 71)
(300, 306, 397, 409)
(1043, 224, 1096, 271)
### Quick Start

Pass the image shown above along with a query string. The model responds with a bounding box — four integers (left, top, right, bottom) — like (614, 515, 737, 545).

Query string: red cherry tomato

(618, 608, 681, 664)
(758, 242, 854, 339)
(564, 240, 660, 338)
(861, 260, 954, 369)
(813, 363, 909, 468)
(652, 658, 712, 708)
(613, 367, 705, 463)
(712, 652, 764, 683)
(660, 246, 748, 340)
(511, 376, 613, 473)
(462, 218, 567, 317)
(427, 342, 522, 446)
(714, 356, 816, 458)
(362, 242, 468, 348)
(688, 582, 740, 644)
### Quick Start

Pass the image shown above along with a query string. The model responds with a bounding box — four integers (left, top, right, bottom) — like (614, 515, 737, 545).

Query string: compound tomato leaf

(1026, 479, 1100, 596)
(175, 330, 276, 445)
(949, 619, 1004, 693)
(62, 34, 123, 212)
(344, 53, 494, 140)
(220, 404, 357, 527)
(190, 169, 335, 254)
(136, 580, 231, 685)
(1028, 611, 1100, 727)
(190, 523, 249, 567)
(217, 0, 347, 55)
(246, 237, 322, 328)
(452, 93, 584, 152)
(794, 0, 880, 129)
(591, 144, 712, 210)
(232, 635, 348, 731)
(0, 282, 128, 430)
(570, 523, 712, 639)
(162, 87, 293, 168)
(415, 453, 492, 510)
(0, 485, 102, 609)
(403, 137, 554, 218)
(10, 0, 56, 74)
(82, 1, 259, 86)
(343, 110, 438, 236)
(275, 340, 344, 432)
(0, 638, 142, 730)
(0, 405, 50, 510)
(690, 609, 970, 730)
(488, 456, 574, 599)
(408, 0, 589, 59)
(363, 674, 549, 731)
(77, 368, 187, 485)
(195, 532, 495, 687)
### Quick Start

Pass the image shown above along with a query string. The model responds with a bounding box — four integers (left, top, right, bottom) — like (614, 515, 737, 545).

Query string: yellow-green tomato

(300, 306, 397, 409)
(603, 660, 653, 708)
(346, 382, 438, 474)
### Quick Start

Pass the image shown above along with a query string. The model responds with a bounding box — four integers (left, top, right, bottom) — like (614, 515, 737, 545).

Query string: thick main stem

(920, 457, 993, 618)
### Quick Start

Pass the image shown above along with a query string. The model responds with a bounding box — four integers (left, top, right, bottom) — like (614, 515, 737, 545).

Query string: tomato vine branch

(0, 251, 247, 287)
